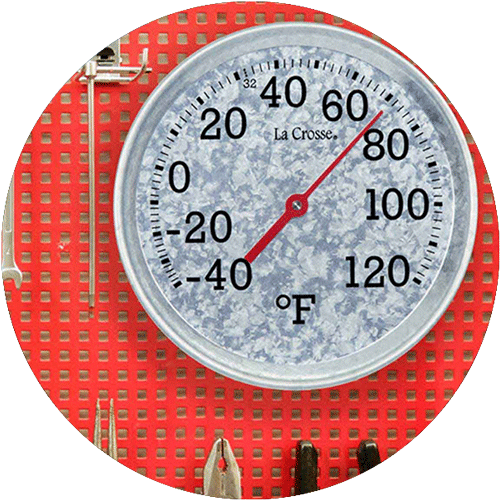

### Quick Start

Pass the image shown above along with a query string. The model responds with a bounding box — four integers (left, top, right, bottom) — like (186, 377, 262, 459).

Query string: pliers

(203, 438, 242, 498)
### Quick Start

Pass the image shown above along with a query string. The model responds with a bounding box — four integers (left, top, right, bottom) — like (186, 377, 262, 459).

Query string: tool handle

(357, 440, 381, 473)
(295, 441, 318, 495)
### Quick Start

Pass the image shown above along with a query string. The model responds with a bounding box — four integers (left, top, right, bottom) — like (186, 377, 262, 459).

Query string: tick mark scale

(115, 23, 477, 389)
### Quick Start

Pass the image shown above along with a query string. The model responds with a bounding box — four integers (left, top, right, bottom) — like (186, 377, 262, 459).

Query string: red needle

(244, 110, 383, 264)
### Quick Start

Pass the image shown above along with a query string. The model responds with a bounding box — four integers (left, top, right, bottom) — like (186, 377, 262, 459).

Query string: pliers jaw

(203, 438, 242, 499)
(92, 398, 118, 460)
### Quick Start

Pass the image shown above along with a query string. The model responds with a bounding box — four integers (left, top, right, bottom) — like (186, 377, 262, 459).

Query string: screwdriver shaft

(86, 61, 97, 312)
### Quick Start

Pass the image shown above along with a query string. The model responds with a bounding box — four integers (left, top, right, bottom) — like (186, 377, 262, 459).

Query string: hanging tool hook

(76, 42, 151, 314)
(76, 47, 151, 84)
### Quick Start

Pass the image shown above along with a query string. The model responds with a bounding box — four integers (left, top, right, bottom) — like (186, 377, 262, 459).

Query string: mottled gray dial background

(136, 46, 453, 365)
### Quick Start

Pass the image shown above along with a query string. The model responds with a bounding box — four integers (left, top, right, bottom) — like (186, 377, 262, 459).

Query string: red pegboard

(4, 2, 498, 498)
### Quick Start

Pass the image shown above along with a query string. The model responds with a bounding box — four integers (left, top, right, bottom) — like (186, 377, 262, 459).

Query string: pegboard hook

(77, 44, 151, 313)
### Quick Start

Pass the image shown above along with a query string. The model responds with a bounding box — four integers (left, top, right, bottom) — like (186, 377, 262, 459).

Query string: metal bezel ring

(114, 23, 477, 389)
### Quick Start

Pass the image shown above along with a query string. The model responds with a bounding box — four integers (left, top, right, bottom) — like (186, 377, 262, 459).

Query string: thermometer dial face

(115, 24, 476, 389)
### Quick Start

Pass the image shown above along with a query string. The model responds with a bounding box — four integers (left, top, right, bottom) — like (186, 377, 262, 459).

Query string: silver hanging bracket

(77, 42, 151, 314)
(78, 40, 151, 84)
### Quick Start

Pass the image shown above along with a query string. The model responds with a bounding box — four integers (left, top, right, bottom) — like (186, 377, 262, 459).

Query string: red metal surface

(4, 2, 498, 498)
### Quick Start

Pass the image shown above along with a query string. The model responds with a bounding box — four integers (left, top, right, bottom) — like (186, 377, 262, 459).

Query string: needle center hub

(286, 193, 308, 217)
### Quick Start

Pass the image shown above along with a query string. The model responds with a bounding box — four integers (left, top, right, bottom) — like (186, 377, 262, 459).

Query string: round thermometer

(115, 23, 476, 389)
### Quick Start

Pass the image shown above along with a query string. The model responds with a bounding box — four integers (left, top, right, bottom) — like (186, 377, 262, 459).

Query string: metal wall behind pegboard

(4, 2, 498, 498)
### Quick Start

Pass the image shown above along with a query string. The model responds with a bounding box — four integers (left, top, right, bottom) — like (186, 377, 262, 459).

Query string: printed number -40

(205, 258, 252, 291)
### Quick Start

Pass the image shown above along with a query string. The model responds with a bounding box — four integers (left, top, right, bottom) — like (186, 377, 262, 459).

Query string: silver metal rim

(114, 23, 477, 389)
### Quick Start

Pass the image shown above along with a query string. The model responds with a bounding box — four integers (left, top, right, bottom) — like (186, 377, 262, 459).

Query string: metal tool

(2, 176, 22, 289)
(107, 399, 118, 460)
(357, 440, 381, 473)
(203, 438, 241, 498)
(93, 398, 118, 460)
(295, 440, 318, 495)
(85, 60, 97, 313)
(77, 42, 151, 313)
